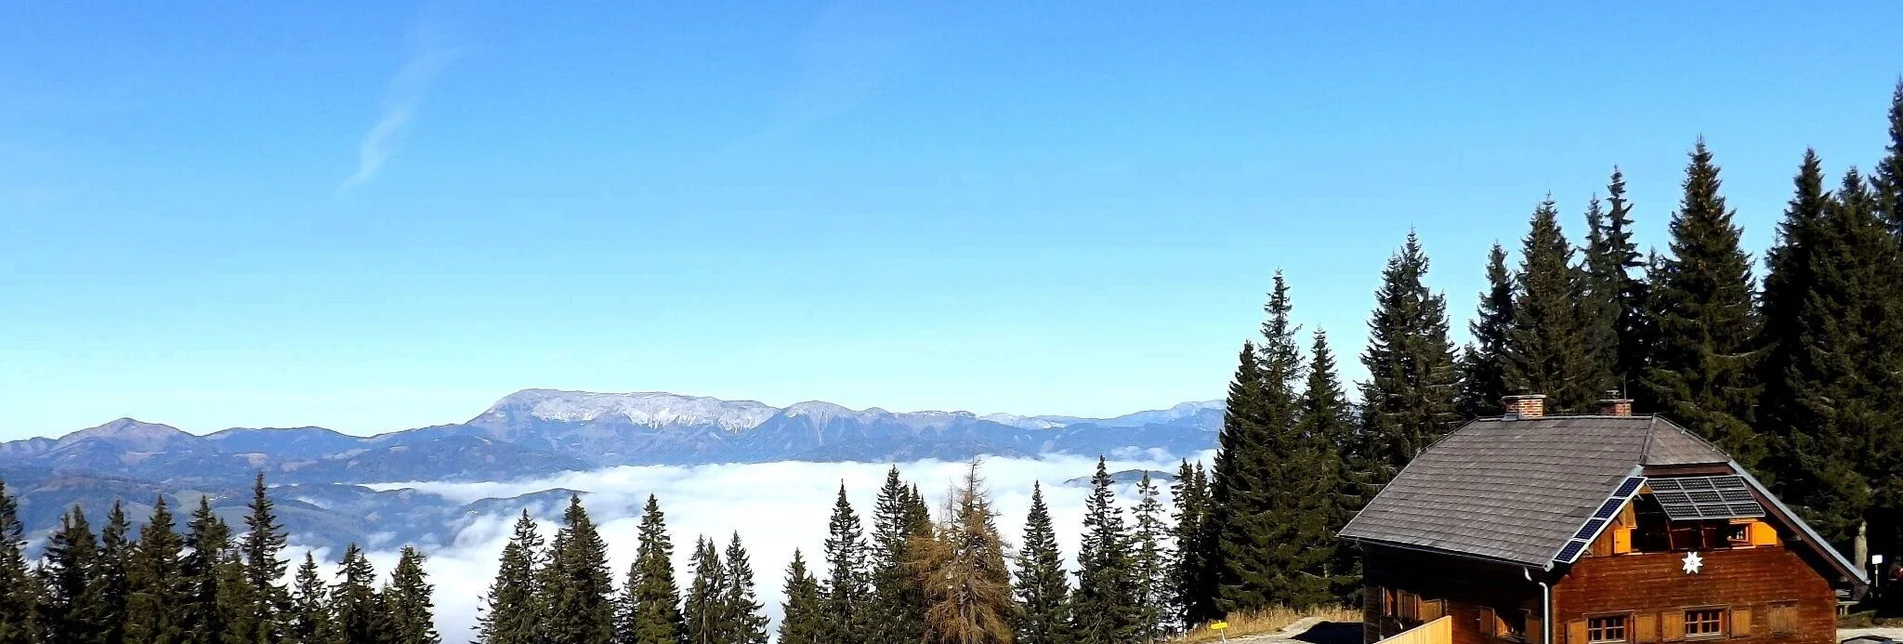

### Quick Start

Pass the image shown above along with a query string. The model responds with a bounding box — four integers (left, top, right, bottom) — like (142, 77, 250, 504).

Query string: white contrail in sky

(339, 18, 457, 192)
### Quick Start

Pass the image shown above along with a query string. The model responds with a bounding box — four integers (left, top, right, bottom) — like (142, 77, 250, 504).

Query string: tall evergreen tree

(1457, 243, 1514, 419)
(1168, 462, 1212, 629)
(1299, 330, 1361, 602)
(42, 507, 102, 644)
(1014, 483, 1070, 644)
(868, 467, 925, 644)
(1759, 150, 1832, 486)
(1359, 232, 1460, 480)
(0, 480, 36, 644)
(285, 555, 328, 644)
(126, 496, 186, 644)
(546, 496, 617, 644)
(1073, 457, 1137, 644)
(179, 497, 235, 644)
(718, 534, 768, 644)
(98, 502, 134, 644)
(681, 538, 724, 644)
(1870, 79, 1903, 562)
(329, 545, 379, 644)
(1213, 272, 1306, 615)
(775, 552, 824, 644)
(1875, 79, 1903, 236)
(380, 547, 438, 644)
(1641, 139, 1766, 467)
(241, 473, 289, 644)
(476, 512, 545, 644)
(619, 496, 682, 644)
(819, 485, 872, 644)
(915, 463, 1014, 644)
(1584, 170, 1650, 396)
(1131, 473, 1172, 642)
(1505, 196, 1595, 409)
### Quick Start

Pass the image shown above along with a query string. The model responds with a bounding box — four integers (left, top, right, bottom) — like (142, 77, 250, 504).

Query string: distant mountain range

(0, 389, 1223, 550)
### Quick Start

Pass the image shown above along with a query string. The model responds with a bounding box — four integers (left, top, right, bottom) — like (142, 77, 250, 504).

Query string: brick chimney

(1596, 392, 1634, 417)
(1501, 394, 1546, 420)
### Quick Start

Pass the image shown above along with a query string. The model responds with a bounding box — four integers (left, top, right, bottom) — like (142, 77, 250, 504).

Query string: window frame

(1588, 614, 1631, 644)
(1683, 608, 1726, 639)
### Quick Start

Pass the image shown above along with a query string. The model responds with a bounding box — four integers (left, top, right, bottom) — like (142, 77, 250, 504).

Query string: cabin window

(1684, 610, 1725, 639)
(1588, 616, 1629, 643)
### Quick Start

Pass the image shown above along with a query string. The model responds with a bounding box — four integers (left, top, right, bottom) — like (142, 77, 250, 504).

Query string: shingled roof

(1338, 415, 1728, 567)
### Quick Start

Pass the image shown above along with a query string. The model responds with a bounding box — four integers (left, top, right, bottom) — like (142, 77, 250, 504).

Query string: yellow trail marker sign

(1211, 622, 1229, 630)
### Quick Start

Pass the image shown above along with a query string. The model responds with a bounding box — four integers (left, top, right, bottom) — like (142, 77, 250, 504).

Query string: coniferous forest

(1, 81, 1900, 644)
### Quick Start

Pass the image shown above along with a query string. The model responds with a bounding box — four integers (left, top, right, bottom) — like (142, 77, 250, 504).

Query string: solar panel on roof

(1647, 476, 1765, 520)
(1612, 476, 1645, 498)
(1573, 518, 1607, 541)
(1555, 540, 1588, 563)
(1593, 499, 1624, 520)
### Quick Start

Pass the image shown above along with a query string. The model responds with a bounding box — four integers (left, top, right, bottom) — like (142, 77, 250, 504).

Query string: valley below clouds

(321, 451, 1209, 637)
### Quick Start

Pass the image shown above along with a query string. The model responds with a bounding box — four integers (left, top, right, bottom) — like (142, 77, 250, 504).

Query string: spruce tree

(1300, 330, 1362, 602)
(329, 545, 379, 644)
(546, 496, 617, 644)
(285, 555, 328, 644)
(476, 511, 544, 644)
(868, 467, 925, 644)
(1212, 272, 1305, 616)
(180, 497, 234, 644)
(820, 485, 871, 644)
(99, 502, 133, 644)
(1014, 482, 1070, 644)
(1641, 139, 1765, 467)
(0, 480, 37, 644)
(1358, 232, 1460, 481)
(1875, 79, 1903, 236)
(1073, 457, 1137, 644)
(379, 547, 438, 644)
(775, 551, 824, 644)
(718, 534, 768, 644)
(241, 473, 289, 644)
(1168, 462, 1210, 629)
(1457, 243, 1514, 419)
(42, 506, 102, 644)
(1759, 150, 1831, 486)
(915, 462, 1014, 644)
(620, 495, 682, 644)
(1505, 195, 1595, 409)
(1131, 473, 1172, 642)
(1584, 170, 1649, 395)
(1870, 79, 1903, 561)
(681, 538, 724, 644)
(126, 496, 186, 644)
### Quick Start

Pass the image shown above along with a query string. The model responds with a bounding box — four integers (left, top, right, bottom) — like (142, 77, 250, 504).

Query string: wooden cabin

(1339, 395, 1867, 644)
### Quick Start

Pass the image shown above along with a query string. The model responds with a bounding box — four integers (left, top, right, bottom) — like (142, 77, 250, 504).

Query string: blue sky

(2, 2, 1899, 439)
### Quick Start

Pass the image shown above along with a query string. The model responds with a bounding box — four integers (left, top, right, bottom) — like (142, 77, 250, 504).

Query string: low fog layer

(289, 450, 1209, 637)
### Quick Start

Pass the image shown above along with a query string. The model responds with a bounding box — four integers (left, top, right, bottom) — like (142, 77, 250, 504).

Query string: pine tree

(681, 538, 724, 644)
(379, 547, 438, 644)
(1584, 170, 1649, 396)
(1073, 457, 1137, 644)
(868, 467, 925, 644)
(545, 496, 616, 644)
(1168, 462, 1211, 629)
(42, 506, 102, 644)
(1014, 483, 1070, 644)
(98, 502, 134, 644)
(476, 511, 544, 644)
(1131, 473, 1172, 642)
(718, 534, 768, 644)
(1506, 195, 1595, 409)
(1301, 330, 1362, 602)
(775, 552, 824, 644)
(915, 462, 1015, 644)
(285, 555, 328, 644)
(1641, 139, 1765, 467)
(1875, 79, 1903, 236)
(820, 485, 872, 644)
(0, 480, 38, 644)
(241, 474, 289, 644)
(1759, 150, 1831, 487)
(620, 495, 682, 644)
(1359, 232, 1460, 481)
(329, 545, 379, 644)
(180, 497, 233, 644)
(126, 496, 186, 644)
(1457, 243, 1514, 419)
(1869, 79, 1903, 562)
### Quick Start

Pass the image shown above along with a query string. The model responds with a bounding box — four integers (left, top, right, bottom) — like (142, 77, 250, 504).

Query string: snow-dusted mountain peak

(482, 389, 780, 432)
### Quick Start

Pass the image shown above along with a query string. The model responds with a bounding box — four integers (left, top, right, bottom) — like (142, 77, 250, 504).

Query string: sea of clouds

(286, 450, 1213, 639)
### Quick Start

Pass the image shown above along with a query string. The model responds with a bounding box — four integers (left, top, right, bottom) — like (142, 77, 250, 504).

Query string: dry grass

(1175, 605, 1362, 642)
